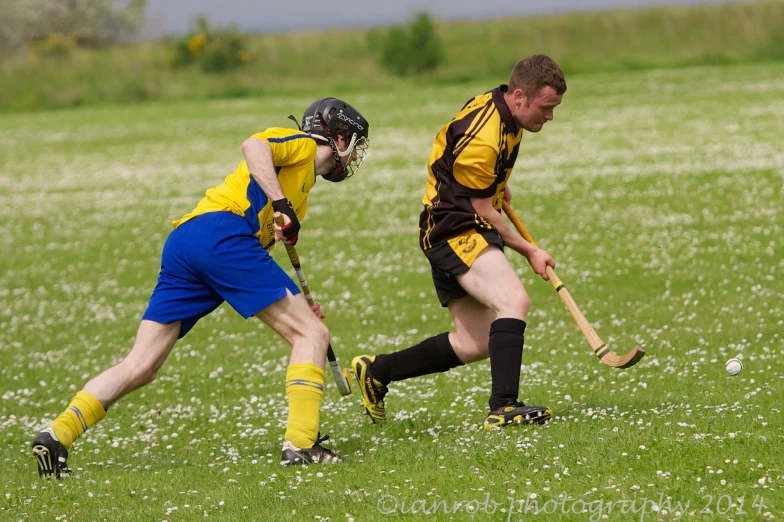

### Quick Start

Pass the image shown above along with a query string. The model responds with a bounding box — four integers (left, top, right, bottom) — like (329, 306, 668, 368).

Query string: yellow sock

(49, 391, 106, 449)
(284, 363, 324, 449)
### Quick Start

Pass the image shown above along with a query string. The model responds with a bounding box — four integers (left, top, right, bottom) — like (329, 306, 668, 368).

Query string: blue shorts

(142, 211, 300, 338)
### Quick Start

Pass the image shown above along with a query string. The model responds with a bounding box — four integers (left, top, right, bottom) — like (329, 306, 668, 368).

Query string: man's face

(510, 85, 563, 133)
(322, 132, 368, 182)
(336, 134, 357, 167)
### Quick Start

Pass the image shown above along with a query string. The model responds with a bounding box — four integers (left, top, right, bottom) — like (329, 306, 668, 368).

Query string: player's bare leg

(446, 294, 496, 363)
(255, 290, 343, 464)
(353, 254, 504, 424)
(255, 289, 329, 367)
(454, 246, 529, 321)
(456, 247, 551, 428)
(33, 320, 181, 478)
(84, 320, 182, 408)
(351, 298, 486, 423)
(353, 247, 549, 427)
(352, 247, 521, 424)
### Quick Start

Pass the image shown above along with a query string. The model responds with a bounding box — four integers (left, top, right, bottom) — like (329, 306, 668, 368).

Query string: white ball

(725, 358, 743, 376)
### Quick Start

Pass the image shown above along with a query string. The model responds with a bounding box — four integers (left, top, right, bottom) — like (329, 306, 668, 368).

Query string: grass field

(1, 62, 783, 521)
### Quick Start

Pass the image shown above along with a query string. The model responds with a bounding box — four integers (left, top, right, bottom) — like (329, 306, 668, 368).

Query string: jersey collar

(493, 85, 518, 134)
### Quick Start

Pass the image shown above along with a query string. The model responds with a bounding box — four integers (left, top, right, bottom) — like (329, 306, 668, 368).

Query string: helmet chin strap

(324, 140, 347, 182)
(316, 112, 348, 182)
(337, 133, 358, 158)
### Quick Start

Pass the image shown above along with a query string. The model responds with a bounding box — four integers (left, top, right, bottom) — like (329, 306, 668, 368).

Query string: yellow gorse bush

(172, 18, 250, 73)
(34, 32, 77, 57)
(187, 33, 206, 56)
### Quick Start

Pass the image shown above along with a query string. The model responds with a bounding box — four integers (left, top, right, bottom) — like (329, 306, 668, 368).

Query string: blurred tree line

(0, 0, 145, 54)
(4, 1, 781, 113)
(0, 2, 443, 76)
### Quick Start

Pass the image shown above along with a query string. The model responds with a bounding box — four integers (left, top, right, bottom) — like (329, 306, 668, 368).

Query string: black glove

(272, 198, 300, 245)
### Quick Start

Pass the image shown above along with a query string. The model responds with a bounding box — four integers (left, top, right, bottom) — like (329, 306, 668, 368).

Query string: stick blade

(329, 360, 353, 396)
(341, 367, 353, 394)
(601, 346, 645, 369)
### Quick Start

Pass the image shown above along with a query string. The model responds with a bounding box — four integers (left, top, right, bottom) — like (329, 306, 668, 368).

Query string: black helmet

(301, 97, 370, 182)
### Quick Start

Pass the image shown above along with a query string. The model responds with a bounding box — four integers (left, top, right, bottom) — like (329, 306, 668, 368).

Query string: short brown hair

(508, 54, 566, 96)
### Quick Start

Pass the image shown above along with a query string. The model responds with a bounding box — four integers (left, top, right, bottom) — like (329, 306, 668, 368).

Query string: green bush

(171, 17, 249, 73)
(378, 12, 444, 76)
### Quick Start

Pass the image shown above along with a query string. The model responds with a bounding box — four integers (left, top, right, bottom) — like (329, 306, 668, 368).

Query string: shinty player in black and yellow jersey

(353, 55, 567, 429)
(31, 98, 370, 477)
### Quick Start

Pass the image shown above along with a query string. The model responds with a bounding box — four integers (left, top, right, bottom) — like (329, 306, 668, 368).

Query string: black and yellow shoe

(281, 434, 344, 465)
(32, 428, 71, 479)
(484, 402, 552, 430)
(351, 355, 388, 423)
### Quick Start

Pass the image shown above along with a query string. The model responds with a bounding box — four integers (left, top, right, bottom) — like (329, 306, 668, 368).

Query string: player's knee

(134, 366, 158, 387)
(121, 359, 158, 388)
(312, 320, 330, 351)
(290, 317, 329, 353)
(517, 292, 531, 318)
(142, 370, 158, 386)
(495, 289, 530, 320)
(454, 336, 488, 364)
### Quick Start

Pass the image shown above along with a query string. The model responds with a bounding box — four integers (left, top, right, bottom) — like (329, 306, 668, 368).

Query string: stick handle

(502, 201, 538, 248)
(545, 273, 605, 349)
(501, 202, 606, 351)
(274, 217, 315, 305)
(273, 216, 342, 356)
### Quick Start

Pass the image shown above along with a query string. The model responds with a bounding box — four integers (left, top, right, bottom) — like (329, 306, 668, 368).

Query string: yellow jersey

(419, 85, 522, 250)
(173, 127, 318, 250)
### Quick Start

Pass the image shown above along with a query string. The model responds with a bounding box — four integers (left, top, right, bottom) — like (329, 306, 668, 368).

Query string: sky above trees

(143, 0, 742, 36)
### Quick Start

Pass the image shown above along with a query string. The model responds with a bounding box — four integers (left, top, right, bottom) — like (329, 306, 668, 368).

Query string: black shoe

(281, 434, 344, 465)
(32, 428, 71, 479)
(351, 355, 388, 423)
(484, 401, 552, 430)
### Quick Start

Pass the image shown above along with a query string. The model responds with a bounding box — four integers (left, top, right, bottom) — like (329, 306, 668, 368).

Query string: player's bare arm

(243, 137, 301, 244)
(469, 195, 555, 280)
(243, 137, 285, 200)
(243, 138, 322, 317)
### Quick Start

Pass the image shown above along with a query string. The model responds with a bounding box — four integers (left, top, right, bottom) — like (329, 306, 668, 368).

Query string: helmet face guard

(302, 98, 370, 182)
(322, 121, 369, 182)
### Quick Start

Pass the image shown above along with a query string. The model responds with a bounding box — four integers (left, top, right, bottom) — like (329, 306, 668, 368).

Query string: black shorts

(423, 229, 504, 307)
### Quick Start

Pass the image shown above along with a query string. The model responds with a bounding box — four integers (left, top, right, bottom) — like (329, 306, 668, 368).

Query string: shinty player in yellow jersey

(32, 98, 370, 477)
(353, 55, 566, 429)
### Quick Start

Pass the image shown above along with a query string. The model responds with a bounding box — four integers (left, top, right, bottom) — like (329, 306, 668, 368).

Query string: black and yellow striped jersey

(419, 85, 522, 250)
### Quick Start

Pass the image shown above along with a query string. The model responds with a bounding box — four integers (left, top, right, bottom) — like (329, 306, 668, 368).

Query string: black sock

(371, 333, 463, 385)
(488, 318, 526, 411)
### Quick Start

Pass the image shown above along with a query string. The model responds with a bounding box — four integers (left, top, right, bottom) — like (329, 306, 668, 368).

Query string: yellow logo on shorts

(458, 235, 477, 254)
(447, 231, 489, 268)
